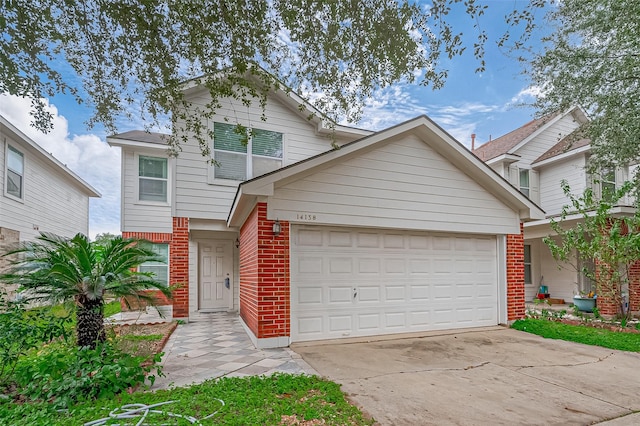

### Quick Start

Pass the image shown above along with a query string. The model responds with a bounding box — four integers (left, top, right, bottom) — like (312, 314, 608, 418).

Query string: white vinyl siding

(291, 225, 499, 342)
(172, 90, 360, 221)
(0, 136, 91, 240)
(269, 135, 521, 235)
(121, 150, 172, 233)
(512, 114, 582, 165)
(538, 155, 587, 216)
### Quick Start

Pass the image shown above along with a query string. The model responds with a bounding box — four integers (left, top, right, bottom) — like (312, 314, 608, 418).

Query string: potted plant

(573, 291, 596, 313)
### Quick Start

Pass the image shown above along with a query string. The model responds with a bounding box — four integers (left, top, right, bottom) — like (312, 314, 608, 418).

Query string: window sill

(3, 192, 24, 204)
(134, 200, 170, 207)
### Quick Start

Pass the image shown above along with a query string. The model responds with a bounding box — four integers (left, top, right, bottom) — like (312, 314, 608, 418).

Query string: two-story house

(1, 115, 101, 299)
(474, 107, 638, 315)
(109, 77, 544, 348)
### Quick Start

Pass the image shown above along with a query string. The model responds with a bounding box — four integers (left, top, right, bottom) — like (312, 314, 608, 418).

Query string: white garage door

(291, 226, 498, 342)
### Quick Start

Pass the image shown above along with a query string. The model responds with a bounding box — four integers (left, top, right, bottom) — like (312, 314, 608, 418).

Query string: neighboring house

(0, 115, 101, 299)
(109, 81, 543, 348)
(473, 107, 638, 315)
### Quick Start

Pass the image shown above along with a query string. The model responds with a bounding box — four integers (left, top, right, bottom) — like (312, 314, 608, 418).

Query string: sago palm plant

(0, 233, 172, 348)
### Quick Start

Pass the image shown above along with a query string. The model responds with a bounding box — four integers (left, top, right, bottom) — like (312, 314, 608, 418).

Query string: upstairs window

(519, 169, 530, 198)
(138, 156, 167, 202)
(212, 122, 283, 181)
(600, 167, 616, 201)
(6, 145, 24, 199)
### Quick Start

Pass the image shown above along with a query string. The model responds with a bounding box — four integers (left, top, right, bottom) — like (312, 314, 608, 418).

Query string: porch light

(273, 219, 281, 237)
(235, 237, 240, 248)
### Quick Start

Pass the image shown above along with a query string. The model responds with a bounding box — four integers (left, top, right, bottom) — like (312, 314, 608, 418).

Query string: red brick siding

(506, 223, 525, 321)
(629, 261, 640, 314)
(171, 217, 189, 318)
(122, 218, 190, 317)
(239, 203, 290, 339)
(240, 205, 259, 335)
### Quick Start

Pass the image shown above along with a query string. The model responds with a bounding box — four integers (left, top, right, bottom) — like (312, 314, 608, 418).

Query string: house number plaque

(296, 213, 317, 221)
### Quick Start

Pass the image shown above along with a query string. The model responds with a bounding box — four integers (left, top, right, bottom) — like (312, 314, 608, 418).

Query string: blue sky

(0, 2, 546, 238)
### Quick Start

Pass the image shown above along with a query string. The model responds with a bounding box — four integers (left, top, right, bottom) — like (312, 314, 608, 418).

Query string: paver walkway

(146, 312, 317, 389)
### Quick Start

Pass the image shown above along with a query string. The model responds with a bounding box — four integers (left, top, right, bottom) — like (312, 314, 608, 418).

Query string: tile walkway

(110, 311, 318, 390)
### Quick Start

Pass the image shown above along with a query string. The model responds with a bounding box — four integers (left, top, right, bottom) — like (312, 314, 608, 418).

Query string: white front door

(199, 240, 233, 311)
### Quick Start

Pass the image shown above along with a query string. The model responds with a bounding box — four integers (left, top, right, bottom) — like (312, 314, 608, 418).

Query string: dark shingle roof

(533, 134, 590, 164)
(473, 112, 560, 161)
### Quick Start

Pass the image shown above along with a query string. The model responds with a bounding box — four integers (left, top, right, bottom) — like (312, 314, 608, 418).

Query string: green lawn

(512, 318, 640, 352)
(0, 374, 373, 425)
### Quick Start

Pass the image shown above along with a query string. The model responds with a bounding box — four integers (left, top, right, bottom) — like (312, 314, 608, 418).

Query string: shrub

(0, 292, 71, 388)
(12, 340, 162, 408)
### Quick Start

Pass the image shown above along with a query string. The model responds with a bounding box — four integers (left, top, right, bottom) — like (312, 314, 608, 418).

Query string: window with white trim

(212, 122, 283, 181)
(139, 243, 169, 286)
(138, 156, 167, 202)
(6, 145, 24, 199)
(524, 244, 532, 285)
(519, 169, 530, 198)
(600, 167, 616, 201)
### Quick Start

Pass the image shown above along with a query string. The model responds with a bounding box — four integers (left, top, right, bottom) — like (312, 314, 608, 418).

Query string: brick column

(629, 261, 640, 314)
(506, 223, 525, 321)
(239, 203, 290, 340)
(170, 217, 189, 318)
(594, 259, 618, 317)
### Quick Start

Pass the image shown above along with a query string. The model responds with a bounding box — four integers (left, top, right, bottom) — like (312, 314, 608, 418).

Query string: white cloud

(0, 94, 121, 239)
(510, 85, 542, 105)
(352, 84, 500, 147)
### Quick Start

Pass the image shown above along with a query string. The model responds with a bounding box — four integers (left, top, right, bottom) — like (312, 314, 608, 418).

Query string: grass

(0, 374, 373, 425)
(512, 318, 640, 352)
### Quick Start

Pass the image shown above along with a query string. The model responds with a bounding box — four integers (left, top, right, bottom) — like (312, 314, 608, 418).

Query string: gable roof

(0, 115, 101, 198)
(533, 134, 590, 164)
(473, 112, 561, 162)
(228, 115, 545, 226)
(179, 65, 373, 140)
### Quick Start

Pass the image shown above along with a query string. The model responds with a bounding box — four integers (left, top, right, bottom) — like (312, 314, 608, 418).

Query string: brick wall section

(170, 217, 189, 318)
(122, 218, 190, 318)
(239, 203, 290, 339)
(506, 223, 525, 321)
(239, 205, 259, 335)
(594, 259, 618, 316)
(629, 261, 640, 314)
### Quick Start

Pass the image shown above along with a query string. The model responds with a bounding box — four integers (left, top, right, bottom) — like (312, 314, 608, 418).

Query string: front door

(199, 240, 233, 310)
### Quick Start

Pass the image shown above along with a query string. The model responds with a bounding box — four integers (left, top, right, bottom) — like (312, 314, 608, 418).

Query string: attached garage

(291, 226, 498, 341)
(229, 115, 545, 348)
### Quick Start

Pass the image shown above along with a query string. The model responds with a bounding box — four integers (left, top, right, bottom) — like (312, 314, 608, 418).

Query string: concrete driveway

(291, 326, 640, 425)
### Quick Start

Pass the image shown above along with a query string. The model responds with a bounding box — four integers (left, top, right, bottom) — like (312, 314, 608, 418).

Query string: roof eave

(0, 116, 101, 198)
(532, 145, 590, 169)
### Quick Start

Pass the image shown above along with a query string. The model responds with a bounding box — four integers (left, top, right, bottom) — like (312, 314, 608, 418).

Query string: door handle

(353, 288, 357, 299)
(225, 274, 230, 289)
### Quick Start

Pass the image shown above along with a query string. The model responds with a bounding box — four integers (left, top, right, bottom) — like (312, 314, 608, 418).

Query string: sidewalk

(107, 311, 317, 390)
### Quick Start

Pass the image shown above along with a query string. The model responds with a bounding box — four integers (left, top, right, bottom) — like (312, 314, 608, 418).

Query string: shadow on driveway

(291, 326, 640, 425)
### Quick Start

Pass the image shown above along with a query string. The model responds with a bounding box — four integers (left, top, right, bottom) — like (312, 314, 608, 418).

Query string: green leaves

(544, 181, 640, 318)
(524, 0, 640, 185)
(2, 0, 491, 156)
(0, 232, 172, 348)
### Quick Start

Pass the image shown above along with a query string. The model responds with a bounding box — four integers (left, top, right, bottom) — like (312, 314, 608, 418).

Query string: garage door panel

(292, 226, 499, 342)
